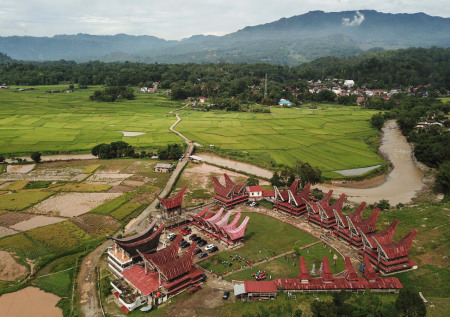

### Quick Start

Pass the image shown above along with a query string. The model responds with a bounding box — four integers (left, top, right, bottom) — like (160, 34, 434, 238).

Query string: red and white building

(274, 180, 314, 216)
(213, 173, 248, 208)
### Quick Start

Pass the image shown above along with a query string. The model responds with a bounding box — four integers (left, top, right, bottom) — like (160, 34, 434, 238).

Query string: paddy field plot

(178, 106, 384, 176)
(0, 86, 182, 155)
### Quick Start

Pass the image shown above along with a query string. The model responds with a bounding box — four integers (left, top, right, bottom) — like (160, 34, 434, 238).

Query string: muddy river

(0, 287, 62, 317)
(198, 120, 426, 205)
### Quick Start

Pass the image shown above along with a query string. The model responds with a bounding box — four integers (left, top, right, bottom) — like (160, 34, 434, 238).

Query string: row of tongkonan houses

(212, 175, 417, 275)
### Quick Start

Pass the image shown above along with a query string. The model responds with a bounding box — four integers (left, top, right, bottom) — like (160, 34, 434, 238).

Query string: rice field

(0, 190, 54, 211)
(178, 106, 384, 176)
(0, 86, 182, 155)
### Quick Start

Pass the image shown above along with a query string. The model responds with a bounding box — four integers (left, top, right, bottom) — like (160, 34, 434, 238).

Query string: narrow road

(78, 111, 193, 317)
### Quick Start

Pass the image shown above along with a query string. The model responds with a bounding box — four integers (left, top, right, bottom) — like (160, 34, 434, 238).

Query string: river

(197, 120, 426, 205)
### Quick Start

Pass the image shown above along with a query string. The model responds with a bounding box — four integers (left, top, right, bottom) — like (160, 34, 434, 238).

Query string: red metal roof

(226, 216, 249, 240)
(156, 242, 197, 281)
(344, 257, 358, 281)
(363, 254, 378, 281)
(298, 257, 310, 281)
(221, 213, 241, 231)
(141, 234, 181, 266)
(354, 208, 380, 234)
(376, 228, 418, 259)
(321, 257, 334, 281)
(365, 219, 399, 249)
(244, 281, 278, 293)
(157, 185, 187, 210)
(248, 186, 263, 192)
(262, 190, 275, 197)
(122, 265, 160, 296)
(335, 202, 365, 229)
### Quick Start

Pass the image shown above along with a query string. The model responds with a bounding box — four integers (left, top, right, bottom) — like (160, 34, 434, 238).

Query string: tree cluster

(270, 161, 322, 188)
(89, 86, 135, 102)
(157, 143, 184, 160)
(91, 141, 135, 159)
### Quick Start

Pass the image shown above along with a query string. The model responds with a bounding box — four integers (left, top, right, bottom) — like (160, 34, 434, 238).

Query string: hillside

(0, 10, 449, 65)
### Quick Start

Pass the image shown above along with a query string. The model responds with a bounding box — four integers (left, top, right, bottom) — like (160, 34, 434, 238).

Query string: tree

(293, 309, 303, 317)
(436, 161, 450, 194)
(0, 155, 5, 163)
(30, 152, 42, 163)
(310, 300, 337, 317)
(395, 288, 426, 317)
(270, 172, 283, 187)
(247, 175, 259, 186)
(371, 112, 385, 131)
(377, 199, 391, 210)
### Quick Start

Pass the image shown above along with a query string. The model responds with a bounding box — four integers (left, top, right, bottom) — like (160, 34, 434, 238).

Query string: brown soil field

(27, 192, 122, 217)
(6, 164, 35, 174)
(97, 165, 125, 173)
(0, 251, 27, 281)
(0, 286, 62, 317)
(123, 180, 145, 187)
(85, 173, 133, 185)
(71, 214, 121, 239)
(10, 215, 66, 231)
(0, 226, 19, 239)
(107, 185, 134, 193)
(0, 212, 36, 227)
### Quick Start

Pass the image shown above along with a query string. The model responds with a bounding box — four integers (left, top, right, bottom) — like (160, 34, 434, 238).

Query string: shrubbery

(91, 141, 135, 159)
(89, 86, 135, 102)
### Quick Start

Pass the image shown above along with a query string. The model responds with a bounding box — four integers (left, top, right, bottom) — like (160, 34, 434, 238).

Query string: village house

(153, 163, 175, 173)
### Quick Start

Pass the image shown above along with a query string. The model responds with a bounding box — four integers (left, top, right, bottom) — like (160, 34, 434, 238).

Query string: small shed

(248, 186, 263, 200)
(188, 155, 203, 163)
(153, 163, 174, 173)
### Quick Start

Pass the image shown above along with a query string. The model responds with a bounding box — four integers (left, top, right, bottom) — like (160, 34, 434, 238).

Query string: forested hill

(0, 10, 449, 65)
(296, 47, 450, 89)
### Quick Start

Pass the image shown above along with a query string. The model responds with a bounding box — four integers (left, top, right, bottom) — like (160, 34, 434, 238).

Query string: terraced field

(178, 106, 383, 177)
(0, 86, 182, 155)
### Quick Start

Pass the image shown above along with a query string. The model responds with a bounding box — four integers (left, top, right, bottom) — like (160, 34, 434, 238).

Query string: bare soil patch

(71, 214, 121, 239)
(0, 212, 36, 227)
(27, 192, 122, 217)
(98, 165, 125, 173)
(0, 226, 19, 238)
(0, 286, 62, 317)
(10, 215, 66, 231)
(6, 164, 35, 174)
(85, 173, 133, 185)
(0, 251, 27, 281)
(107, 185, 134, 193)
(70, 174, 88, 182)
(123, 180, 145, 187)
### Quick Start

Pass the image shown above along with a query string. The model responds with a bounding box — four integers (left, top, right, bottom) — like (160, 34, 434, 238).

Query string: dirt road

(78, 112, 194, 317)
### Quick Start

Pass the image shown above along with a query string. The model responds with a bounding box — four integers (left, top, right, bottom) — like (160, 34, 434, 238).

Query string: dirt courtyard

(27, 192, 122, 217)
(0, 251, 27, 281)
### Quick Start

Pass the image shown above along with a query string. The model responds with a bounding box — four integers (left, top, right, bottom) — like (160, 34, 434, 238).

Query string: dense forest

(0, 47, 449, 93)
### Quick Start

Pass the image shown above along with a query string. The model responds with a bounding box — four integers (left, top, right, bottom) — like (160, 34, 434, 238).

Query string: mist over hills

(1, 10, 449, 65)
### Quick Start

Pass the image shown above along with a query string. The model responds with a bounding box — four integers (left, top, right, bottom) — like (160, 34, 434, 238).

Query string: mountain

(0, 10, 449, 65)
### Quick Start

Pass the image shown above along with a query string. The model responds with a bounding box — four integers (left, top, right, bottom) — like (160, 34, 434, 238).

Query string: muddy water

(198, 120, 425, 205)
(317, 120, 425, 205)
(197, 153, 273, 179)
(0, 286, 62, 317)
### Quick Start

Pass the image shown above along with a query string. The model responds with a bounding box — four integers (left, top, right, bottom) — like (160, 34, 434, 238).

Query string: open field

(0, 86, 182, 155)
(178, 106, 384, 176)
(199, 212, 319, 275)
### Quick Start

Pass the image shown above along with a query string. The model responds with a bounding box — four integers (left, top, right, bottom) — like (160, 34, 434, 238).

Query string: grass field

(0, 190, 54, 210)
(178, 106, 384, 176)
(199, 213, 318, 275)
(0, 86, 182, 155)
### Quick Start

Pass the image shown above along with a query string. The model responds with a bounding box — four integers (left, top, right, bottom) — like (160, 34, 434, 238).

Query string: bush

(31, 152, 42, 163)
(436, 161, 450, 194)
(89, 86, 135, 102)
(91, 141, 135, 159)
(377, 199, 390, 210)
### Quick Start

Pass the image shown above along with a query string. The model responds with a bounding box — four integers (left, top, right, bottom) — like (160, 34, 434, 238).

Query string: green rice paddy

(178, 106, 384, 176)
(0, 86, 182, 155)
(0, 86, 384, 175)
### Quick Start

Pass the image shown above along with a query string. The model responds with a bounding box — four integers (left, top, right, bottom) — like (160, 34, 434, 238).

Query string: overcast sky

(0, 0, 448, 40)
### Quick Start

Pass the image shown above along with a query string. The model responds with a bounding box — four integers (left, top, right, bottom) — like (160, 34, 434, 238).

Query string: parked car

(180, 227, 191, 235)
(189, 234, 197, 240)
(199, 252, 208, 259)
(194, 248, 202, 255)
(209, 246, 219, 253)
(168, 233, 177, 241)
(193, 236, 202, 242)
(205, 244, 214, 251)
(198, 240, 207, 247)
(252, 202, 259, 207)
(223, 291, 230, 300)
(181, 242, 191, 248)
(245, 201, 252, 206)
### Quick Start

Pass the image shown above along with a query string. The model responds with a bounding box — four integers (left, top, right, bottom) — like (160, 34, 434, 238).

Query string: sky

(0, 0, 448, 40)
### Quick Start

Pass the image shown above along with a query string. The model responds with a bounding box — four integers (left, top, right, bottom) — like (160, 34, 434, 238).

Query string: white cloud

(342, 11, 365, 26)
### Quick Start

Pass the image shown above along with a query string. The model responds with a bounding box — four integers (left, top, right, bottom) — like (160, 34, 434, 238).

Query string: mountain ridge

(0, 10, 449, 65)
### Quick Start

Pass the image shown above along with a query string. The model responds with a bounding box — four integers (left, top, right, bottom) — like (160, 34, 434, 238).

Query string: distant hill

(0, 52, 13, 64)
(0, 10, 449, 65)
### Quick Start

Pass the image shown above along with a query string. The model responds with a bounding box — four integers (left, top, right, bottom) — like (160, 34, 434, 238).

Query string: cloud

(342, 11, 365, 26)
